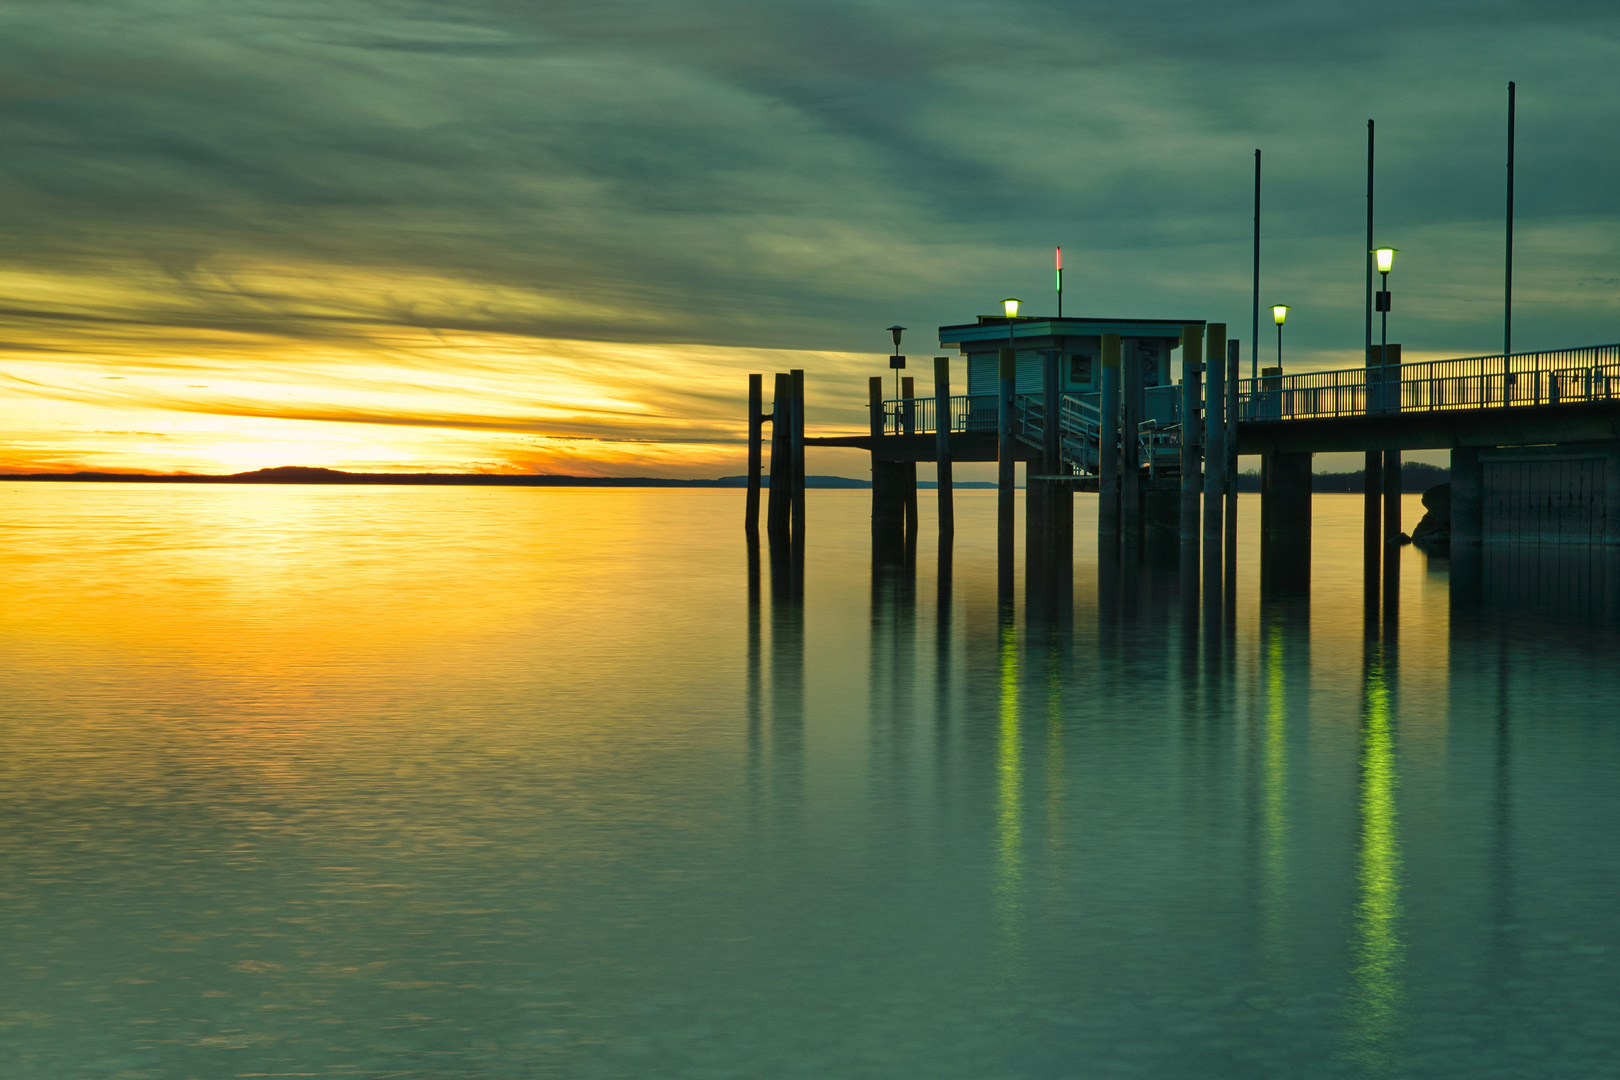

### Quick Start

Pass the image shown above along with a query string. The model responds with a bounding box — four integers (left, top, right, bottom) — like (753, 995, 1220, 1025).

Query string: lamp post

(1001, 296, 1021, 351)
(1271, 305, 1290, 372)
(1373, 248, 1397, 409)
(887, 325, 906, 403)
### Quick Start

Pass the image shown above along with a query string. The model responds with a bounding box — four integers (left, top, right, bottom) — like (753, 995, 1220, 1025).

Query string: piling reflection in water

(768, 532, 805, 815)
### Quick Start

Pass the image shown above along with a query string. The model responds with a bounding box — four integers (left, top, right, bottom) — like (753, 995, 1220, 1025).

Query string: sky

(1, 0, 1617, 476)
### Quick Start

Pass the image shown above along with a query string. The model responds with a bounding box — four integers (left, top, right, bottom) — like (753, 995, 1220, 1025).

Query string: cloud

(0, 0, 1616, 473)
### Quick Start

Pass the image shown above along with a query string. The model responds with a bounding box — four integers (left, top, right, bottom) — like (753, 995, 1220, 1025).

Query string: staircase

(1014, 392, 1183, 480)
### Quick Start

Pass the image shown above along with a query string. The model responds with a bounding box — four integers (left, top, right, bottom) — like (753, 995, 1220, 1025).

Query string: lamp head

(1373, 248, 1398, 274)
(1272, 305, 1290, 326)
(1002, 298, 1021, 318)
(887, 325, 906, 350)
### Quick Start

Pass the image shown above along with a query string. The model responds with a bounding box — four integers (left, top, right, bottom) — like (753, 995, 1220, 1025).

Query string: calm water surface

(1, 484, 1617, 1078)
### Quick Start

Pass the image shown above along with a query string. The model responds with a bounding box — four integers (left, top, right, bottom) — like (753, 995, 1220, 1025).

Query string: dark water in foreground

(1, 484, 1617, 1079)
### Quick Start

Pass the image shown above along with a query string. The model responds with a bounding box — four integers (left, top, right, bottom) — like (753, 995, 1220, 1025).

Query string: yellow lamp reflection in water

(994, 616, 1024, 962)
(1349, 645, 1406, 1074)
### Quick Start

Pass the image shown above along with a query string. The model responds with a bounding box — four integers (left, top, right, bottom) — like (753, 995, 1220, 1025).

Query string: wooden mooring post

(746, 373, 763, 537)
(1180, 324, 1203, 544)
(934, 357, 954, 538)
(1099, 334, 1121, 538)
(791, 368, 806, 545)
(901, 375, 918, 546)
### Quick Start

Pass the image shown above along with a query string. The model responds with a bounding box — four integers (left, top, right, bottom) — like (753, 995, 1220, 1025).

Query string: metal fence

(1237, 343, 1620, 421)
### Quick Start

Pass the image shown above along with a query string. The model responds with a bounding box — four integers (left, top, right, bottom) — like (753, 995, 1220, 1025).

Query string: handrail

(877, 393, 999, 435)
(1237, 342, 1620, 421)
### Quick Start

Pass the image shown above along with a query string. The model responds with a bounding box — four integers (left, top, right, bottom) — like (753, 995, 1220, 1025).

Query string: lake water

(1, 483, 1617, 1078)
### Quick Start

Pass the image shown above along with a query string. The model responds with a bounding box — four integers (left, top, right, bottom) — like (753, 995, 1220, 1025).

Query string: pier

(747, 314, 1620, 604)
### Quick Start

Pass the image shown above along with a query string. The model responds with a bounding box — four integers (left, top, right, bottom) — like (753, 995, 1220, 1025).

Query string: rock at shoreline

(1411, 482, 1450, 548)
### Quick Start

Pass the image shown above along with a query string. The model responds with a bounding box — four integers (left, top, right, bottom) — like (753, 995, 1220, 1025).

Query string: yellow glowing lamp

(1002, 297, 1021, 318)
(1272, 305, 1290, 326)
(1373, 247, 1398, 274)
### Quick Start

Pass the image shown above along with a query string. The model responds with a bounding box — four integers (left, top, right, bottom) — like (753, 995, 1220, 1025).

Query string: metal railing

(878, 393, 1000, 435)
(1237, 343, 1620, 421)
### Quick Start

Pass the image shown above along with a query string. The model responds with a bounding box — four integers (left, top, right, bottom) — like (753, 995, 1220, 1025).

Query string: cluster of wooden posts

(745, 370, 806, 547)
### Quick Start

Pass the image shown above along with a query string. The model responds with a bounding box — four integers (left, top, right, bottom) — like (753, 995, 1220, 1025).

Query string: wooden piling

(1223, 339, 1239, 617)
(1121, 340, 1142, 536)
(768, 372, 791, 543)
(1383, 447, 1401, 624)
(1203, 324, 1226, 550)
(934, 357, 954, 538)
(900, 375, 918, 545)
(747, 373, 763, 537)
(791, 369, 806, 544)
(1203, 325, 1226, 612)
(1364, 449, 1382, 612)
(870, 376, 905, 559)
(997, 346, 1017, 558)
(1099, 334, 1121, 537)
(1180, 325, 1203, 543)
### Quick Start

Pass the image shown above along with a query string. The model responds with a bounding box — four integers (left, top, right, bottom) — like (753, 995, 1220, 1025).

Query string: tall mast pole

(1252, 150, 1261, 381)
(1504, 81, 1516, 399)
(1366, 120, 1374, 372)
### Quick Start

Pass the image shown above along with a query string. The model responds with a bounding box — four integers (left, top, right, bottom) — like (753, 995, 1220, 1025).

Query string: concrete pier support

(1261, 450, 1312, 596)
(1451, 446, 1482, 546)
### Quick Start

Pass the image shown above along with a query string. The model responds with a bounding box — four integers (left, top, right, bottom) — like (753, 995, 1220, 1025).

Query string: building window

(1140, 342, 1162, 387)
(1067, 352, 1094, 386)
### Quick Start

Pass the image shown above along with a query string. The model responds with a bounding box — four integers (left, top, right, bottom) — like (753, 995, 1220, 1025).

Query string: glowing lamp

(1002, 297, 1021, 318)
(1272, 305, 1290, 326)
(1374, 248, 1398, 274)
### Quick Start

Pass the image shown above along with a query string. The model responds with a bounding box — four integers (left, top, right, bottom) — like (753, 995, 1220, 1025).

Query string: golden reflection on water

(1349, 643, 1406, 1073)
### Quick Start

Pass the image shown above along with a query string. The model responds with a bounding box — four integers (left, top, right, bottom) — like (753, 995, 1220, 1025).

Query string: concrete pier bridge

(750, 312, 1620, 601)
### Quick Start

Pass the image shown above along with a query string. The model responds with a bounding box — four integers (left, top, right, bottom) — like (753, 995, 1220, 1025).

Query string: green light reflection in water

(1349, 644, 1406, 1075)
(1261, 622, 1290, 961)
(994, 617, 1023, 963)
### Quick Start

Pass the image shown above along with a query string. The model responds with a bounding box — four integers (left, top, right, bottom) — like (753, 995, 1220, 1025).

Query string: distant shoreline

(0, 466, 995, 490)
(0, 463, 1446, 492)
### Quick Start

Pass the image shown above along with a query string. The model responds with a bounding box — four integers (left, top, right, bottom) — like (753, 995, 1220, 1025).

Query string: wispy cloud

(0, 0, 1616, 473)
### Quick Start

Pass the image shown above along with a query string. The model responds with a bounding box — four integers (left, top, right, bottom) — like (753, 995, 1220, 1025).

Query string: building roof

(938, 316, 1206, 348)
